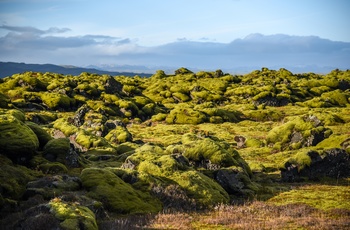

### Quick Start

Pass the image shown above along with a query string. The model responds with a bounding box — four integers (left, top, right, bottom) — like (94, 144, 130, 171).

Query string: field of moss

(0, 68, 349, 229)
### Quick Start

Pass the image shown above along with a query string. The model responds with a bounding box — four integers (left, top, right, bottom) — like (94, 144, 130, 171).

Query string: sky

(0, 0, 349, 72)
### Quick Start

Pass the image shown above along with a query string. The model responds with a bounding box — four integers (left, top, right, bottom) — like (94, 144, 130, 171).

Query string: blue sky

(0, 0, 349, 71)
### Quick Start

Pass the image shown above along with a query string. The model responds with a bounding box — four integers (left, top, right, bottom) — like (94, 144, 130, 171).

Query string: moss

(165, 106, 207, 124)
(151, 113, 168, 122)
(266, 116, 330, 150)
(200, 108, 240, 123)
(124, 144, 230, 207)
(26, 121, 53, 148)
(169, 171, 229, 207)
(243, 108, 283, 122)
(321, 90, 349, 106)
(105, 126, 133, 144)
(0, 113, 39, 160)
(0, 155, 41, 199)
(289, 150, 313, 170)
(181, 138, 237, 167)
(316, 134, 349, 149)
(49, 198, 98, 230)
(53, 118, 79, 136)
(40, 92, 74, 110)
(0, 92, 10, 108)
(75, 130, 110, 149)
(43, 138, 70, 163)
(245, 138, 264, 148)
(172, 92, 191, 102)
(80, 168, 162, 214)
(38, 162, 68, 174)
(7, 109, 25, 122)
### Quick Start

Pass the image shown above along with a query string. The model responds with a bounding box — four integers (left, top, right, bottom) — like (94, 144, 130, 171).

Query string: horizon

(0, 0, 349, 71)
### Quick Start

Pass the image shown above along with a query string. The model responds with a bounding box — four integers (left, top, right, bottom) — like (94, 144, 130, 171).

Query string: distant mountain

(0, 62, 152, 78)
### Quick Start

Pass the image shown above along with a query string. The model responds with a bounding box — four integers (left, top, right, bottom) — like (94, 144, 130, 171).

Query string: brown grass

(143, 201, 350, 230)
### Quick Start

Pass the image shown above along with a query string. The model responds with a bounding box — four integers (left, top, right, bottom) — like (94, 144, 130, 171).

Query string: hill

(0, 61, 152, 78)
(0, 67, 349, 229)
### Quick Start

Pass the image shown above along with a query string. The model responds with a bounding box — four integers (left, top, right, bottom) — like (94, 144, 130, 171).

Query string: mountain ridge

(0, 62, 152, 78)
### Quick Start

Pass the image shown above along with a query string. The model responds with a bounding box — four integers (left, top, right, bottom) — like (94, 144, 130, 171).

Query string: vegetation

(0, 67, 349, 229)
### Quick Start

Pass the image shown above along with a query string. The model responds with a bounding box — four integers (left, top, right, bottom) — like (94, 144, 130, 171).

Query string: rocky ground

(0, 68, 349, 229)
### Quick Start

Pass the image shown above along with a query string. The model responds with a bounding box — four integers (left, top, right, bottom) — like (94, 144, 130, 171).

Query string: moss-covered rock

(40, 92, 74, 110)
(0, 113, 39, 163)
(43, 138, 70, 163)
(105, 126, 133, 144)
(122, 144, 233, 207)
(0, 155, 41, 200)
(75, 130, 110, 149)
(26, 122, 53, 148)
(49, 198, 98, 230)
(165, 106, 207, 124)
(0, 92, 10, 108)
(266, 115, 332, 151)
(281, 148, 350, 182)
(80, 168, 161, 214)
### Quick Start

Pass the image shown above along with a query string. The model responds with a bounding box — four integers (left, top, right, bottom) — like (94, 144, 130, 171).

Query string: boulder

(24, 175, 81, 199)
(0, 113, 39, 164)
(266, 115, 332, 151)
(80, 168, 162, 214)
(281, 148, 350, 182)
(26, 122, 53, 148)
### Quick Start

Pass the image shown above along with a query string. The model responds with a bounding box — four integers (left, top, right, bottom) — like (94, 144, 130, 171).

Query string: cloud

(0, 25, 71, 35)
(0, 26, 349, 71)
(0, 25, 136, 51)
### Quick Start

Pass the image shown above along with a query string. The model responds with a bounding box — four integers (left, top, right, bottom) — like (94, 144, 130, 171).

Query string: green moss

(53, 118, 79, 136)
(6, 109, 25, 122)
(40, 92, 74, 110)
(38, 162, 68, 174)
(172, 92, 191, 102)
(43, 138, 70, 163)
(75, 130, 110, 149)
(151, 113, 167, 122)
(321, 90, 349, 106)
(105, 126, 133, 144)
(0, 113, 39, 159)
(26, 121, 53, 148)
(181, 138, 237, 167)
(80, 168, 161, 214)
(49, 198, 98, 230)
(166, 106, 207, 124)
(245, 138, 264, 148)
(266, 116, 330, 150)
(200, 108, 240, 123)
(316, 134, 349, 149)
(169, 170, 229, 207)
(0, 155, 41, 199)
(124, 144, 230, 207)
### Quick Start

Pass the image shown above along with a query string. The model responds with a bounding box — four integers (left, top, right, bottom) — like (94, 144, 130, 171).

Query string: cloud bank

(0, 25, 349, 72)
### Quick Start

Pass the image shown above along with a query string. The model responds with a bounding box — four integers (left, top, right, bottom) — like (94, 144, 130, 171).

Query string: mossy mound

(0, 112, 39, 163)
(49, 198, 98, 230)
(105, 126, 133, 144)
(26, 121, 53, 148)
(43, 138, 70, 164)
(165, 105, 207, 124)
(281, 148, 350, 182)
(123, 144, 231, 207)
(266, 115, 332, 151)
(0, 92, 10, 108)
(80, 168, 162, 214)
(75, 130, 111, 149)
(0, 155, 41, 200)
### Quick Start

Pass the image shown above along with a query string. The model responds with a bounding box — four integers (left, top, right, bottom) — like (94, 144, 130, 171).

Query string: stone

(0, 113, 39, 164)
(281, 148, 350, 182)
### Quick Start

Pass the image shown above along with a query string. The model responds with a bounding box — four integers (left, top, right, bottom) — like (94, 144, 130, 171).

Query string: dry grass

(144, 202, 350, 230)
